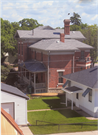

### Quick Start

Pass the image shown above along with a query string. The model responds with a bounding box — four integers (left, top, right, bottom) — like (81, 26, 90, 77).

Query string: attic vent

(73, 31, 75, 33)
(56, 41, 60, 43)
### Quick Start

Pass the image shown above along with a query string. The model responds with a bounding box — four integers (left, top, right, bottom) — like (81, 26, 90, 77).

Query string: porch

(19, 60, 47, 93)
(62, 85, 83, 110)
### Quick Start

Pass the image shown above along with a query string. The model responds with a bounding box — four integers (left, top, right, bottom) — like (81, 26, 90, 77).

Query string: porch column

(29, 72, 31, 80)
(66, 92, 67, 107)
(45, 72, 47, 89)
(34, 73, 36, 93)
(71, 94, 73, 110)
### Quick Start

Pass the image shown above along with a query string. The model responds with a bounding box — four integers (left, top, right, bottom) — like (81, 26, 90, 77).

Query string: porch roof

(62, 86, 83, 94)
(19, 60, 47, 73)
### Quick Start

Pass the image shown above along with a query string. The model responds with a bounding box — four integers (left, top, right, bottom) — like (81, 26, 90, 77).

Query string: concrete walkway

(19, 125, 33, 135)
(27, 107, 70, 112)
(47, 130, 98, 135)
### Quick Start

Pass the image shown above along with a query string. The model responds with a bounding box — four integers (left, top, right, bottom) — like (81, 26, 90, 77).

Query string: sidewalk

(47, 130, 98, 135)
(19, 125, 33, 135)
(27, 107, 70, 112)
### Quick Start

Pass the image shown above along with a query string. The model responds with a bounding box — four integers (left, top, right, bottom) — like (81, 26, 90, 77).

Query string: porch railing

(36, 83, 46, 89)
(76, 57, 91, 62)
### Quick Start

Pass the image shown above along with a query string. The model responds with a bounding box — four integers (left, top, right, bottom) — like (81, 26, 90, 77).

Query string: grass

(27, 95, 67, 110)
(28, 109, 97, 134)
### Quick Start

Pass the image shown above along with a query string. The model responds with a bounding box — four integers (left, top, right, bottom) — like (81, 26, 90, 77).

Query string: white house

(62, 66, 98, 117)
(1, 83, 29, 125)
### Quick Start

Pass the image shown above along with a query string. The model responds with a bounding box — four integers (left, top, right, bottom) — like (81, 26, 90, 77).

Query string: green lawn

(28, 109, 97, 134)
(27, 95, 67, 110)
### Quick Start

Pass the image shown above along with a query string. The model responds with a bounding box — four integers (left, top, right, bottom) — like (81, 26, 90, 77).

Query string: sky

(0, 0, 98, 28)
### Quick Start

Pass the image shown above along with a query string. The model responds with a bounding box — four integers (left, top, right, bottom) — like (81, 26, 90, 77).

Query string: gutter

(47, 51, 50, 92)
(73, 53, 75, 73)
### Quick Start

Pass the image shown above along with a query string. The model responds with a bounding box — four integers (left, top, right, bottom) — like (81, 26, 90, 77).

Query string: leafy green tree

(70, 12, 82, 25)
(1, 65, 12, 82)
(81, 24, 98, 65)
(19, 18, 43, 30)
(70, 25, 81, 31)
(1, 18, 17, 60)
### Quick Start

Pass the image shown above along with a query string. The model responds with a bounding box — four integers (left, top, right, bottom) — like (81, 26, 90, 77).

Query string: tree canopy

(1, 18, 43, 62)
(81, 24, 98, 65)
(19, 18, 43, 30)
(70, 12, 82, 25)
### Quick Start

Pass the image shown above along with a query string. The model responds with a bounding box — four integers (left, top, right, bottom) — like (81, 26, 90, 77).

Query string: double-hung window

(81, 51, 85, 59)
(58, 72, 63, 83)
(22, 44, 23, 55)
(89, 90, 92, 102)
(76, 93, 79, 99)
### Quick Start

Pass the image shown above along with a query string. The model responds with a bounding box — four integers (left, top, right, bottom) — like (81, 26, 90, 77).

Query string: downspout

(47, 51, 50, 92)
(73, 53, 75, 73)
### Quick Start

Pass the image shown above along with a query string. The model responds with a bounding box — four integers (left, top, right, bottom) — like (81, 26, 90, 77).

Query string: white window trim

(57, 69, 65, 72)
(58, 83, 64, 85)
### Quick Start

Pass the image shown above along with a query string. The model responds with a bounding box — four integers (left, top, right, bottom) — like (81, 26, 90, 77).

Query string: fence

(35, 120, 97, 130)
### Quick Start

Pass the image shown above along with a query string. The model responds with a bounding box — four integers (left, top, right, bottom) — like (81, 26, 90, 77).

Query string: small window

(41, 73, 43, 81)
(58, 72, 63, 83)
(35, 51, 36, 59)
(89, 90, 92, 102)
(19, 44, 20, 54)
(81, 51, 85, 59)
(76, 93, 79, 99)
(41, 52, 43, 61)
(22, 44, 23, 55)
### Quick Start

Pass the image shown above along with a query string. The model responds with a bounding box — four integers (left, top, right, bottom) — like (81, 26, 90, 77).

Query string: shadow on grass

(42, 95, 82, 118)
(42, 95, 67, 109)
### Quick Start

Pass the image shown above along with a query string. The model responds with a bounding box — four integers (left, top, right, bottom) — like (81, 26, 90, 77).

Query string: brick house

(15, 19, 93, 93)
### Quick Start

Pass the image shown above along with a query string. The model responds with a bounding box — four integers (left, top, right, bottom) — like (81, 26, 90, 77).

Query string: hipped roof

(20, 60, 47, 73)
(29, 39, 93, 51)
(15, 26, 86, 39)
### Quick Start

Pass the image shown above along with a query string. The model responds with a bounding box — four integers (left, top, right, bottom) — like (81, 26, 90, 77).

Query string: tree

(1, 65, 12, 82)
(1, 18, 43, 63)
(70, 12, 82, 25)
(81, 24, 98, 65)
(19, 18, 43, 30)
(1, 18, 17, 60)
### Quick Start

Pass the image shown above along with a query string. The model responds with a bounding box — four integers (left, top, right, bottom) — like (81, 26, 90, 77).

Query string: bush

(1, 65, 11, 82)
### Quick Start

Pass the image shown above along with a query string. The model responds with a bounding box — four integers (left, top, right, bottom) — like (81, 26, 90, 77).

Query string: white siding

(66, 80, 94, 115)
(1, 91, 27, 125)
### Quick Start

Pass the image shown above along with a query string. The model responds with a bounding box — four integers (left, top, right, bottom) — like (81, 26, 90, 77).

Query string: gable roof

(29, 39, 93, 51)
(1, 83, 29, 100)
(62, 66, 98, 89)
(1, 108, 24, 135)
(15, 27, 85, 39)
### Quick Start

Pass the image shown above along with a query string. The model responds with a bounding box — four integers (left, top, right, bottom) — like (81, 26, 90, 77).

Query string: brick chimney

(64, 19, 70, 35)
(60, 33, 65, 42)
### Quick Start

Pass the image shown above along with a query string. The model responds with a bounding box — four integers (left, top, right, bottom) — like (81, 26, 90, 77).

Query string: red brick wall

(18, 41, 32, 62)
(49, 54, 73, 88)
(75, 51, 91, 72)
